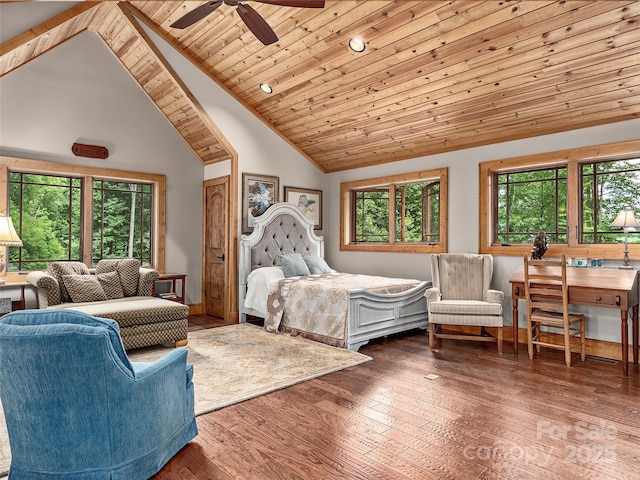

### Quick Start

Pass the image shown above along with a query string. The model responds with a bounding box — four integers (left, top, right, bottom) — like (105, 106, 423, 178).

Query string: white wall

(0, 26, 205, 304)
(326, 118, 640, 341)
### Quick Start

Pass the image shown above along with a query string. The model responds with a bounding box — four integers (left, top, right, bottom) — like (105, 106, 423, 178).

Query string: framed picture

(242, 173, 279, 233)
(284, 186, 323, 230)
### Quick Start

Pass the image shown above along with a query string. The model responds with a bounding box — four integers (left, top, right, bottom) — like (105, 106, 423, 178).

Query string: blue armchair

(0, 309, 197, 479)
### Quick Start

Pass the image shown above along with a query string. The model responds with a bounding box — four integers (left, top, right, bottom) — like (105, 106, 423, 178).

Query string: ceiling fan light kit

(170, 0, 325, 46)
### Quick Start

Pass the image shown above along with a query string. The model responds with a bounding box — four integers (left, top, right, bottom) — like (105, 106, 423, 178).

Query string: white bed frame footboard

(239, 203, 430, 351)
(346, 281, 430, 351)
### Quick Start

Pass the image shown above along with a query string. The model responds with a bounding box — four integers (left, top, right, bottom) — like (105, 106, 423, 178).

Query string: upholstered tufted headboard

(249, 212, 321, 269)
(239, 202, 324, 319)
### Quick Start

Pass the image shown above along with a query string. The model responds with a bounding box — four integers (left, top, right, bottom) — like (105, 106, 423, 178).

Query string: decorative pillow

(303, 255, 332, 274)
(278, 253, 310, 277)
(96, 259, 140, 297)
(47, 261, 91, 303)
(247, 266, 285, 285)
(62, 275, 107, 303)
(97, 271, 124, 299)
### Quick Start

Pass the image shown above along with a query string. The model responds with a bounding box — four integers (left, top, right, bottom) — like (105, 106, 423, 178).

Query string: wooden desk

(509, 266, 639, 375)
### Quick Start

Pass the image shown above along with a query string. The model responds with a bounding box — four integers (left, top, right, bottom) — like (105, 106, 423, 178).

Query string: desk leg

(512, 305, 519, 355)
(621, 310, 629, 376)
(633, 305, 639, 365)
(512, 287, 519, 355)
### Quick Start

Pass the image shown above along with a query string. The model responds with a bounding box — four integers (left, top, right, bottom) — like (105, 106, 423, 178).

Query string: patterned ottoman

(49, 297, 189, 350)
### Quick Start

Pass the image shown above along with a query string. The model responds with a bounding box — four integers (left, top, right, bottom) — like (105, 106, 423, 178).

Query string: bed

(239, 202, 430, 351)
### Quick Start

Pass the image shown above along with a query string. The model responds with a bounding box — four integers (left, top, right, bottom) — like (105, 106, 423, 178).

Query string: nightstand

(0, 280, 30, 313)
(154, 274, 186, 304)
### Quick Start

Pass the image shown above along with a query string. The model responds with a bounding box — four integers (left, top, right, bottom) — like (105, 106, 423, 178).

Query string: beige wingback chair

(425, 253, 504, 353)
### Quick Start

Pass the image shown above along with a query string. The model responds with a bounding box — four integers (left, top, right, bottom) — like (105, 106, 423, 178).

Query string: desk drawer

(570, 290, 618, 307)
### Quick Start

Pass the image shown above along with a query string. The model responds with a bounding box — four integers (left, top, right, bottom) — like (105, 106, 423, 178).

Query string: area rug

(0, 323, 371, 475)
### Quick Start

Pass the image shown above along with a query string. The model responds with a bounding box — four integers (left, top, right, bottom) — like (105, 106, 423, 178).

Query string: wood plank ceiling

(2, 1, 640, 172)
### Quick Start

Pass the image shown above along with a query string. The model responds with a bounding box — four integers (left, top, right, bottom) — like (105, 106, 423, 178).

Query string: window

(93, 180, 153, 264)
(341, 168, 448, 253)
(480, 140, 640, 258)
(495, 167, 567, 244)
(9, 172, 83, 270)
(0, 157, 165, 272)
(581, 159, 640, 244)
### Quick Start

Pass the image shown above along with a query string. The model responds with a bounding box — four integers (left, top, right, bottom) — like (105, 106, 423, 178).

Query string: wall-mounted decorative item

(284, 186, 323, 230)
(590, 258, 604, 268)
(72, 143, 109, 159)
(242, 173, 279, 233)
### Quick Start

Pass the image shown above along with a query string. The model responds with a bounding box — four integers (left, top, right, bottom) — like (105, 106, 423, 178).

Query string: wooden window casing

(0, 156, 166, 275)
(341, 167, 448, 254)
(479, 140, 640, 259)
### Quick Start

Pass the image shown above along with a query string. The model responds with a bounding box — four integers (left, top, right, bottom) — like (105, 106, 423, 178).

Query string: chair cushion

(62, 275, 108, 303)
(429, 312, 503, 327)
(429, 299, 502, 316)
(48, 261, 91, 302)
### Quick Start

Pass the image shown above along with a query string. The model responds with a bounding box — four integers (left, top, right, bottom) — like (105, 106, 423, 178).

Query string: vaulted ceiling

(2, 1, 639, 172)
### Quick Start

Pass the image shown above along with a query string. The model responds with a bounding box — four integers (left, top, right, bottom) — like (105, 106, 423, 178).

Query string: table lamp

(0, 215, 22, 284)
(610, 206, 639, 270)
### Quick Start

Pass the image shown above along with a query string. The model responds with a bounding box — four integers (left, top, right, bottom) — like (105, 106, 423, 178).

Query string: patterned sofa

(26, 259, 189, 349)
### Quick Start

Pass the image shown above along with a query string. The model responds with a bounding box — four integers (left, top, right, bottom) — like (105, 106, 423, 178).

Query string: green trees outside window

(9, 172, 82, 270)
(496, 167, 567, 244)
(352, 180, 440, 244)
(93, 180, 153, 265)
(341, 167, 448, 254)
(492, 157, 639, 247)
(353, 189, 389, 242)
(8, 171, 154, 271)
(581, 159, 640, 244)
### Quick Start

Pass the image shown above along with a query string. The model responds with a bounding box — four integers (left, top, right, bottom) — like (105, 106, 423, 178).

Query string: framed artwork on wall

(284, 186, 323, 230)
(243, 173, 279, 233)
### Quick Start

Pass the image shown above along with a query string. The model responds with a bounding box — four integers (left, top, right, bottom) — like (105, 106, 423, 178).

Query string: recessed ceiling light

(349, 38, 366, 53)
(259, 83, 273, 94)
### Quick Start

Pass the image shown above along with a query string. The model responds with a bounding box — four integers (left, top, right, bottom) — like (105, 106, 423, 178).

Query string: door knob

(217, 253, 225, 261)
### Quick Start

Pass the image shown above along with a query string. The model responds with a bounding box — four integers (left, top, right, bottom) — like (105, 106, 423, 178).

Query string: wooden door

(204, 178, 228, 318)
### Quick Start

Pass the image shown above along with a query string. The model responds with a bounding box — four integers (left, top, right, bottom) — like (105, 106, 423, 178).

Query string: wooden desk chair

(523, 254, 585, 367)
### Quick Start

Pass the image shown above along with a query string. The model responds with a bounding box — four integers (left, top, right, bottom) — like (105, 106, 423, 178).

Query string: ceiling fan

(170, 0, 326, 46)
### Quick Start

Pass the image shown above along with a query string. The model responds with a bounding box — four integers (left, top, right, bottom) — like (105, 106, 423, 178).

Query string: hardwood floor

(154, 316, 640, 480)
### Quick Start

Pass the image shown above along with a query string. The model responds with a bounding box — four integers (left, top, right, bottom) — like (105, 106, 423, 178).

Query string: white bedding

(243, 267, 284, 317)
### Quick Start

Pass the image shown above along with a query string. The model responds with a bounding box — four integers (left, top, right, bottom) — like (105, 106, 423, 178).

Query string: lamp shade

(0, 215, 22, 247)
(611, 207, 640, 229)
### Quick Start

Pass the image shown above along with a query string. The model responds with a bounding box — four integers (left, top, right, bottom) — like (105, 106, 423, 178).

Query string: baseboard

(188, 303, 203, 315)
(441, 325, 630, 362)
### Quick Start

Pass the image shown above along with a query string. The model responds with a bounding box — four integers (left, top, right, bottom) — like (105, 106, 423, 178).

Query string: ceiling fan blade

(237, 4, 278, 46)
(170, 1, 223, 29)
(252, 0, 325, 7)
